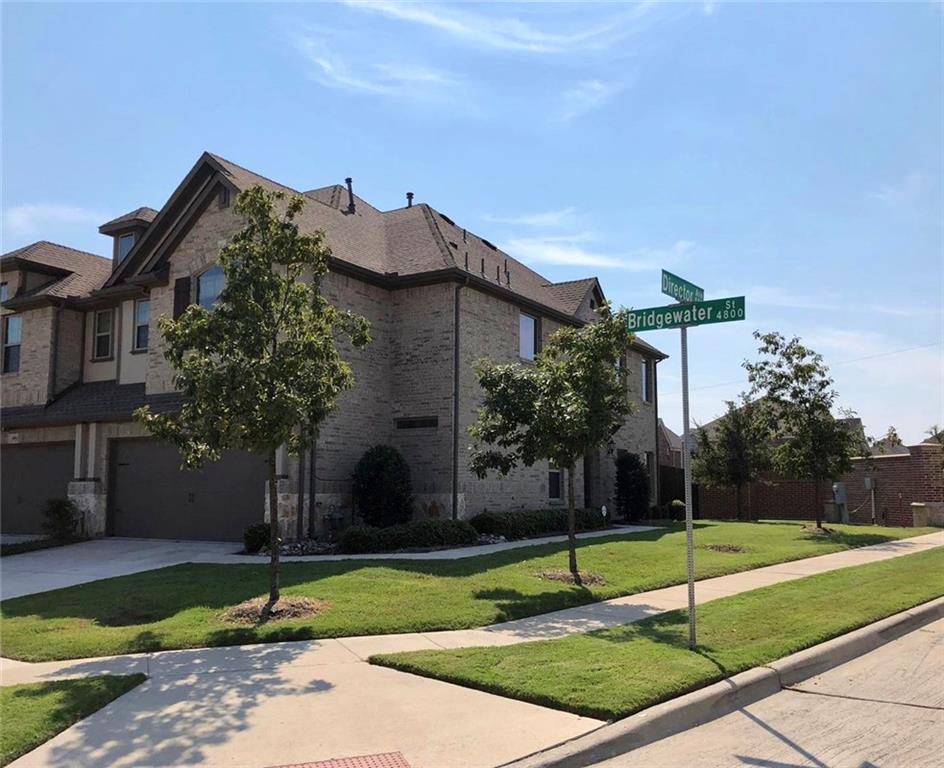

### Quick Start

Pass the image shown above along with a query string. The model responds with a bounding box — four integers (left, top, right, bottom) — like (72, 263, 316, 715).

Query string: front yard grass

(372, 547, 944, 720)
(0, 674, 145, 765)
(0, 521, 936, 662)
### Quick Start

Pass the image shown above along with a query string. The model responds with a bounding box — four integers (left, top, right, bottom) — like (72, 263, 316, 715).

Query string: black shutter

(173, 277, 191, 319)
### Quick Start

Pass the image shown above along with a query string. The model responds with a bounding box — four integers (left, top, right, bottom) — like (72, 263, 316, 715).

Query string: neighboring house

(658, 418, 683, 468)
(1, 152, 666, 541)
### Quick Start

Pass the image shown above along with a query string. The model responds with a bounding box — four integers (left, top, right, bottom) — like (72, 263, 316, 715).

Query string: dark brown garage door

(109, 439, 268, 541)
(1, 442, 75, 534)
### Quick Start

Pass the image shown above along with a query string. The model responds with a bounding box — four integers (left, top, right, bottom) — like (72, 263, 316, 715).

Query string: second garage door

(1, 442, 74, 535)
(109, 439, 268, 541)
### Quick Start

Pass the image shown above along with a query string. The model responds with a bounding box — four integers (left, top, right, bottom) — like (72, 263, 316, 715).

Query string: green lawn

(0, 674, 145, 765)
(0, 521, 936, 662)
(373, 547, 944, 721)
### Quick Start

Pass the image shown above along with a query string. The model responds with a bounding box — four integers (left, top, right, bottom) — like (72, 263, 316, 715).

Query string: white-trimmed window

(132, 299, 150, 351)
(641, 359, 652, 403)
(519, 312, 539, 361)
(197, 265, 225, 310)
(118, 233, 135, 262)
(93, 309, 114, 360)
(3, 315, 22, 373)
(548, 464, 563, 501)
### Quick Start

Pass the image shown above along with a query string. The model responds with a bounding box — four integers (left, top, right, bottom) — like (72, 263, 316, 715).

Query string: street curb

(501, 595, 944, 768)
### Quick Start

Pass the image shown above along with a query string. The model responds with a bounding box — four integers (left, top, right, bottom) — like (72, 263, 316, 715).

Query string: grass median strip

(0, 522, 934, 662)
(0, 674, 146, 766)
(371, 547, 944, 721)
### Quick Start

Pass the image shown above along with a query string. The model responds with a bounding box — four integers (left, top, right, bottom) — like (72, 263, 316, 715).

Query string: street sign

(661, 270, 705, 304)
(627, 296, 745, 333)
(631, 282, 747, 651)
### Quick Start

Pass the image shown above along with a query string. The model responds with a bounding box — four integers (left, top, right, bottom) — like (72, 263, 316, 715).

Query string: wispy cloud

(872, 171, 930, 207)
(485, 207, 577, 228)
(555, 79, 623, 122)
(3, 203, 103, 237)
(293, 33, 461, 101)
(343, 0, 658, 54)
(745, 285, 838, 311)
(506, 234, 695, 270)
(869, 304, 942, 318)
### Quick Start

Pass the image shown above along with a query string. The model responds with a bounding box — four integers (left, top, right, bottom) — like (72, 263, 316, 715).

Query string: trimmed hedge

(338, 519, 478, 554)
(468, 508, 608, 540)
(243, 523, 271, 554)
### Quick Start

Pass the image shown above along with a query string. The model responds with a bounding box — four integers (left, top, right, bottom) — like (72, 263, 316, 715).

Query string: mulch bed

(221, 596, 328, 625)
(698, 543, 747, 553)
(538, 570, 607, 586)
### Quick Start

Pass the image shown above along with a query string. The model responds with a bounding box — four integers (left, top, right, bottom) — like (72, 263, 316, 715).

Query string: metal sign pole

(680, 325, 697, 650)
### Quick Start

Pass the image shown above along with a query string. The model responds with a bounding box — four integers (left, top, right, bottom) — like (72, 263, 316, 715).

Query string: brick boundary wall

(698, 443, 944, 527)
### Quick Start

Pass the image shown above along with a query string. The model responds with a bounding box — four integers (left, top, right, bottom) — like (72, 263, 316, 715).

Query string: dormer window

(118, 233, 135, 262)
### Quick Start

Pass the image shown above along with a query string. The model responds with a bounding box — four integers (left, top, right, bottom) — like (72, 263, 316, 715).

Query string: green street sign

(627, 296, 746, 333)
(661, 270, 705, 303)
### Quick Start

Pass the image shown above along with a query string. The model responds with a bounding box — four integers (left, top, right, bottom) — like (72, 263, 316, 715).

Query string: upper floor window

(0, 282, 8, 303)
(3, 315, 22, 373)
(93, 309, 114, 360)
(519, 312, 539, 361)
(133, 299, 150, 351)
(118, 233, 135, 262)
(641, 359, 653, 404)
(197, 265, 225, 310)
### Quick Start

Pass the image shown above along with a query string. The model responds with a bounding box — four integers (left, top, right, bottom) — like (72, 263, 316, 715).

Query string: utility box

(832, 482, 849, 524)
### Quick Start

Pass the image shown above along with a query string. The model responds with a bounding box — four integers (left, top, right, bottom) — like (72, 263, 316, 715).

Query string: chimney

(406, 192, 414, 208)
(344, 178, 356, 214)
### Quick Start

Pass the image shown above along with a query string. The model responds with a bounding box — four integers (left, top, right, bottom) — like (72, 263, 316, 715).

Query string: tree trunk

(268, 452, 280, 605)
(813, 479, 822, 529)
(567, 463, 582, 587)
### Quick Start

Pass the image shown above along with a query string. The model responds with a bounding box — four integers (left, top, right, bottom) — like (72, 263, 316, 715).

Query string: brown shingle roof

(1, 241, 112, 301)
(544, 278, 599, 315)
(99, 206, 158, 230)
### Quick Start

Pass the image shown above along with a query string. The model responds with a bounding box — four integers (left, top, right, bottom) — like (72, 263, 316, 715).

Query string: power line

(687, 341, 942, 393)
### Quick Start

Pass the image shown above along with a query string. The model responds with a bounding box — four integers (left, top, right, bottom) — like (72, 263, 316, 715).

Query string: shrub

(41, 498, 81, 539)
(666, 499, 686, 521)
(243, 523, 271, 554)
(338, 519, 477, 554)
(468, 508, 608, 540)
(352, 445, 414, 528)
(615, 453, 650, 522)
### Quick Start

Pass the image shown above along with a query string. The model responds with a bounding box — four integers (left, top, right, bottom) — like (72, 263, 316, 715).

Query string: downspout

(452, 276, 468, 520)
(296, 437, 306, 541)
(307, 427, 317, 539)
(653, 359, 661, 508)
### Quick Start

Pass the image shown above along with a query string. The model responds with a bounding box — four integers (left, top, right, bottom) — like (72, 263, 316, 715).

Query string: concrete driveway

(601, 617, 944, 768)
(0, 538, 240, 600)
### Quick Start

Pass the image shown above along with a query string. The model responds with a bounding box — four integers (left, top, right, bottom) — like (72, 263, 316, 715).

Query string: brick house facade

(1, 152, 666, 540)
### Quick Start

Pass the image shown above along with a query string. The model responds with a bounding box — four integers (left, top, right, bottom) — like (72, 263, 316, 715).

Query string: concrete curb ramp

(502, 595, 944, 768)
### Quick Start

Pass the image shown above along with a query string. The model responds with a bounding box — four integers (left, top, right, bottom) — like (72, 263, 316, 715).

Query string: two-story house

(1, 152, 666, 541)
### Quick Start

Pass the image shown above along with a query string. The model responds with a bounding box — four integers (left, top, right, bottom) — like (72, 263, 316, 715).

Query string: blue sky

(3, 1, 941, 442)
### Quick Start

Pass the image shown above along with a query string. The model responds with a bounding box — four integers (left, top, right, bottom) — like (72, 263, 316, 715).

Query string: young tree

(136, 186, 370, 605)
(692, 398, 770, 521)
(744, 331, 856, 528)
(469, 305, 634, 585)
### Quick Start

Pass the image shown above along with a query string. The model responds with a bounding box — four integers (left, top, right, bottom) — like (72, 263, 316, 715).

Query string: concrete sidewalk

(0, 526, 659, 600)
(3, 532, 942, 768)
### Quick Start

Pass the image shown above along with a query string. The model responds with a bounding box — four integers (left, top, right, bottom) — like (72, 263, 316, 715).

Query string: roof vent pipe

(406, 192, 414, 208)
(344, 178, 356, 214)
(480, 258, 485, 275)
(496, 265, 501, 282)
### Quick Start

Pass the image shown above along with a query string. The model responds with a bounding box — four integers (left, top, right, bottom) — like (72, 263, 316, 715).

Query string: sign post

(624, 273, 746, 650)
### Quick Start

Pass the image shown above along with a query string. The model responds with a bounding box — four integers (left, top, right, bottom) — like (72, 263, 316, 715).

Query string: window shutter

(173, 277, 191, 319)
